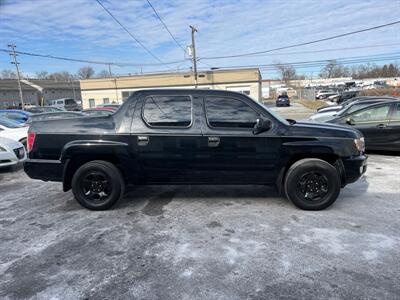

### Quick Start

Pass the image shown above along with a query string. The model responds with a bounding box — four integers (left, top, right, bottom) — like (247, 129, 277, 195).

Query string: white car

(316, 90, 336, 99)
(0, 136, 27, 168)
(0, 117, 28, 147)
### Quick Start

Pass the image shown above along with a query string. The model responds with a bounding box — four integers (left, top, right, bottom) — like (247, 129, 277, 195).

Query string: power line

(241, 42, 400, 58)
(145, 0, 186, 52)
(94, 0, 172, 67)
(210, 53, 400, 69)
(200, 20, 400, 60)
(206, 55, 400, 71)
(0, 48, 186, 67)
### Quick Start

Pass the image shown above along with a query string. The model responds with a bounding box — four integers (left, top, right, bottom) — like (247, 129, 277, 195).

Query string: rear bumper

(24, 159, 64, 182)
(342, 154, 367, 185)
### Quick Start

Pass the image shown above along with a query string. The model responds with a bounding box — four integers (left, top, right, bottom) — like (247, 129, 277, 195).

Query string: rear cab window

(142, 95, 192, 128)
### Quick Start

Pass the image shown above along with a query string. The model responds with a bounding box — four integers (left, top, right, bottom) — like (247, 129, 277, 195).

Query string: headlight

(0, 146, 7, 152)
(354, 137, 365, 152)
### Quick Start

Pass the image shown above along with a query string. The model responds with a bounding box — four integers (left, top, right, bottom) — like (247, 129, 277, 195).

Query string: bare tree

(97, 69, 111, 78)
(1, 69, 17, 79)
(35, 71, 49, 79)
(319, 60, 349, 78)
(47, 71, 73, 81)
(78, 66, 95, 79)
(274, 63, 298, 83)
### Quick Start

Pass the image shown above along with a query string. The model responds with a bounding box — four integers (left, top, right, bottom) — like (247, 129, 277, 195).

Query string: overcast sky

(0, 0, 399, 78)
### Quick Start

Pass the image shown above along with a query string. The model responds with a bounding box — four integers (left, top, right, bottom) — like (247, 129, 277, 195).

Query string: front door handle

(137, 136, 149, 146)
(376, 124, 387, 129)
(208, 136, 220, 147)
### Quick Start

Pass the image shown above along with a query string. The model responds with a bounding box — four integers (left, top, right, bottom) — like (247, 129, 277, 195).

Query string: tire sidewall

(285, 159, 341, 210)
(71, 161, 124, 210)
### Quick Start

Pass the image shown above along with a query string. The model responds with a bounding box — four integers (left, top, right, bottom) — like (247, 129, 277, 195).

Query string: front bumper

(342, 154, 367, 185)
(0, 148, 26, 168)
(24, 159, 64, 182)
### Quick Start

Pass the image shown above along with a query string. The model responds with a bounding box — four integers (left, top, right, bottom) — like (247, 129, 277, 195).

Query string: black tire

(284, 158, 341, 210)
(71, 160, 125, 210)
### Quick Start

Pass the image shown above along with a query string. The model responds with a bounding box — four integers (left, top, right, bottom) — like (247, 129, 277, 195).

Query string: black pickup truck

(24, 89, 367, 211)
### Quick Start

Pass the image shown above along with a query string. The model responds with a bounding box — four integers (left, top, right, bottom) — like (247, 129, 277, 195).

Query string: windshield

(258, 103, 289, 125)
(0, 117, 22, 128)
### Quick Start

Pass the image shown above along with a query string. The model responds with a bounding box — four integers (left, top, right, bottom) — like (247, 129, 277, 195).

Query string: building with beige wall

(79, 68, 262, 109)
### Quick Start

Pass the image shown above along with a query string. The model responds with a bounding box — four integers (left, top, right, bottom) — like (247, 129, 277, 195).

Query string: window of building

(103, 98, 110, 104)
(122, 91, 135, 101)
(143, 96, 191, 127)
(226, 86, 251, 96)
(205, 96, 259, 128)
(88, 98, 95, 108)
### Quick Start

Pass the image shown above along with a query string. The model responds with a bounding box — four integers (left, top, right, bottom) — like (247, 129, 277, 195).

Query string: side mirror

(253, 117, 272, 135)
(346, 117, 355, 125)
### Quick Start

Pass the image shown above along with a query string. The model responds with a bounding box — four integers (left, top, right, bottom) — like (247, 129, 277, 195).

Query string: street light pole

(190, 25, 198, 88)
(8, 44, 25, 109)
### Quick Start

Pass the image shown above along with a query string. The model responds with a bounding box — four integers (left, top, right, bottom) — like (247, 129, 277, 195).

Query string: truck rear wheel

(284, 158, 340, 210)
(71, 160, 125, 210)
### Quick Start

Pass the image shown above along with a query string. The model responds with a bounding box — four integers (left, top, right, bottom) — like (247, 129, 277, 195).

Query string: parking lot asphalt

(267, 102, 315, 120)
(0, 154, 399, 299)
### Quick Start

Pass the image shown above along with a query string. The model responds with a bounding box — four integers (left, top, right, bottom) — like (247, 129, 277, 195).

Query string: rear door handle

(208, 136, 220, 147)
(137, 136, 149, 146)
(376, 124, 387, 129)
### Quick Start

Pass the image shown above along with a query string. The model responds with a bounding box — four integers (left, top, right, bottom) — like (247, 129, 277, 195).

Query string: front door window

(204, 96, 259, 129)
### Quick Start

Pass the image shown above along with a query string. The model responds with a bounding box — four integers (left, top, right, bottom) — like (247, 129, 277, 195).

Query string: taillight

(27, 132, 36, 152)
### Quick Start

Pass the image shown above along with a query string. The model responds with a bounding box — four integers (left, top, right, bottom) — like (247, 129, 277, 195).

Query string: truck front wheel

(284, 158, 341, 210)
(71, 160, 125, 210)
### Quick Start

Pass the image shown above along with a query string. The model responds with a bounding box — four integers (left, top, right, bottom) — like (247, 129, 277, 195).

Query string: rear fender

(60, 140, 130, 191)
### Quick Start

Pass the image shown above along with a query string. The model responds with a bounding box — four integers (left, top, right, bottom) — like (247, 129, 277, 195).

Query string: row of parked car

(308, 96, 400, 151)
(0, 104, 120, 168)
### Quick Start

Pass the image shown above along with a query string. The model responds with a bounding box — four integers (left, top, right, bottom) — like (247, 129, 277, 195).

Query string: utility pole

(190, 25, 198, 88)
(70, 77, 77, 100)
(108, 64, 112, 77)
(8, 44, 25, 109)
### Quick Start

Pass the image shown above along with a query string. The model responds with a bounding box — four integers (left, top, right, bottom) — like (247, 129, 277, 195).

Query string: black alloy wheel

(284, 158, 341, 210)
(80, 170, 112, 204)
(297, 171, 329, 202)
(72, 160, 125, 210)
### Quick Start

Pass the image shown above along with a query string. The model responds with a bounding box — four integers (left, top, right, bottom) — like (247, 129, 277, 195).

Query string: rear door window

(143, 95, 192, 127)
(389, 103, 400, 122)
(65, 99, 75, 105)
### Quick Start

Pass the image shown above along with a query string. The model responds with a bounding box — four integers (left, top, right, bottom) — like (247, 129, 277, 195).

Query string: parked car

(316, 90, 337, 100)
(26, 106, 64, 114)
(49, 98, 80, 111)
(309, 98, 397, 122)
(327, 91, 359, 103)
(276, 94, 290, 107)
(26, 111, 85, 125)
(0, 109, 32, 124)
(25, 89, 367, 211)
(96, 104, 120, 111)
(0, 136, 26, 168)
(0, 117, 28, 147)
(326, 100, 400, 151)
(316, 96, 397, 114)
(82, 108, 115, 116)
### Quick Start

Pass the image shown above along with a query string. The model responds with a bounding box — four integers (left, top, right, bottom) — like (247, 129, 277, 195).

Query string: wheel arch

(276, 152, 345, 195)
(61, 140, 129, 192)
